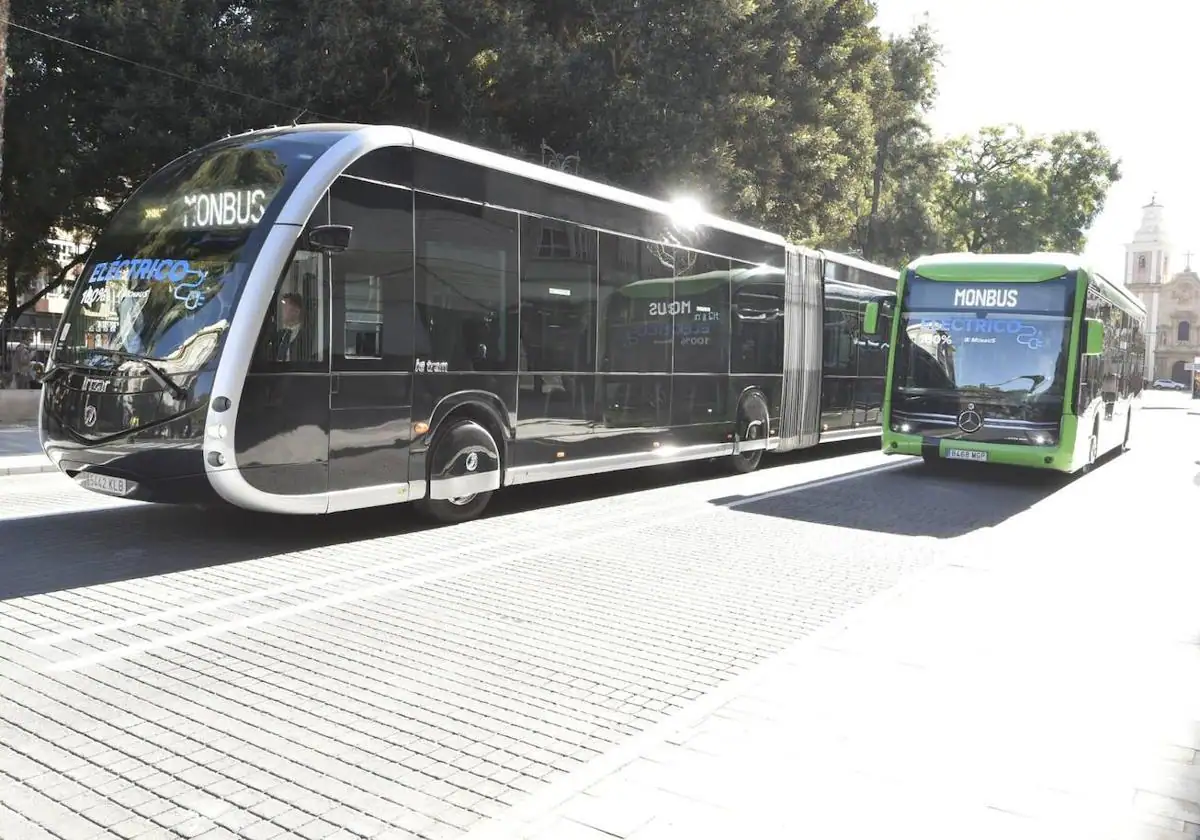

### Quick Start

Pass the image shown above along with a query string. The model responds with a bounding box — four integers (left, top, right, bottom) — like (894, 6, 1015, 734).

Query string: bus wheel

(724, 394, 769, 475)
(1081, 422, 1100, 473)
(416, 418, 499, 524)
(416, 491, 492, 524)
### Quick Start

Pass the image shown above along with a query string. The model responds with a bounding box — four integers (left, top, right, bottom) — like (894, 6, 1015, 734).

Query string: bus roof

(907, 252, 1089, 280)
(213, 123, 790, 248)
(905, 252, 1146, 315)
(818, 249, 899, 279)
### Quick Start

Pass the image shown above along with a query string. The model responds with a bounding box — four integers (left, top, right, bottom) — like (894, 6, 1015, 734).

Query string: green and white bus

(868, 253, 1147, 472)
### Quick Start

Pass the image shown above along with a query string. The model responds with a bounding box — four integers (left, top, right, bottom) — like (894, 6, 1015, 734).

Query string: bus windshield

(894, 275, 1077, 399)
(54, 130, 348, 367)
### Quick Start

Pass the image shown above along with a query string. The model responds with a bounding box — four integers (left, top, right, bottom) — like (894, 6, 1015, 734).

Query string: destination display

(138, 186, 280, 231)
(906, 278, 1072, 313)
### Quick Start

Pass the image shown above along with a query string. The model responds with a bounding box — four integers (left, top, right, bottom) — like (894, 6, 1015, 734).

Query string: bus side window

(251, 248, 330, 372)
(414, 192, 519, 372)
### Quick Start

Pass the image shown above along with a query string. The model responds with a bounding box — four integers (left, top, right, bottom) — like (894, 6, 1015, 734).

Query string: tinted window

(822, 290, 858, 376)
(57, 133, 348, 366)
(674, 252, 730, 374)
(731, 264, 784, 374)
(329, 176, 417, 369)
(519, 217, 597, 373)
(598, 235, 673, 373)
(415, 193, 519, 372)
(251, 196, 330, 372)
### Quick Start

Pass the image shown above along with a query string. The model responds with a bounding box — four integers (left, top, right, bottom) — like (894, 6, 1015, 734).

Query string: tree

(933, 124, 1121, 254)
(250, 0, 887, 244)
(842, 18, 943, 267)
(1, 0, 277, 328)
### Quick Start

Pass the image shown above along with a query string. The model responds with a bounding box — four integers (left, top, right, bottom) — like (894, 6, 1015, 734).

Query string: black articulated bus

(40, 124, 897, 522)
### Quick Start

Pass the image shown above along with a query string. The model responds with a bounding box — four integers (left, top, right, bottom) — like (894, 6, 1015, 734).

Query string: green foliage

(841, 18, 943, 269)
(0, 1, 1124, 323)
(933, 124, 1121, 255)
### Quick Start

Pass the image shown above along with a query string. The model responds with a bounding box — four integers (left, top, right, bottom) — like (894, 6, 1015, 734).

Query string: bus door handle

(331, 373, 340, 395)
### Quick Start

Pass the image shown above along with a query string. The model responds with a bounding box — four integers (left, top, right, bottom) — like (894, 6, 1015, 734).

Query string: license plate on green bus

(945, 448, 987, 462)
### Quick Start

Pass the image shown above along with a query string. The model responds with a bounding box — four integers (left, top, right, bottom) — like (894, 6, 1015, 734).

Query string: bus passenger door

(237, 238, 332, 498)
(326, 175, 415, 501)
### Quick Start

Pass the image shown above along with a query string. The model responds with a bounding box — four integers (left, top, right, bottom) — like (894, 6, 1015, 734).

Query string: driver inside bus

(272, 292, 306, 362)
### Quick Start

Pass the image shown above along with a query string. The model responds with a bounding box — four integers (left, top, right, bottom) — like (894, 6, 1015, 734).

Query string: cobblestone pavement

(0, 396, 1182, 840)
(459, 394, 1200, 840)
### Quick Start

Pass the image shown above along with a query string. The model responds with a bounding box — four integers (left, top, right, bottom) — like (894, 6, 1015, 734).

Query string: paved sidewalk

(0, 426, 52, 476)
(465, 412, 1200, 840)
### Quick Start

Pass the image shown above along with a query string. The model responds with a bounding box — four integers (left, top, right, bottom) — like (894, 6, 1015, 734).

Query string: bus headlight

(206, 423, 228, 440)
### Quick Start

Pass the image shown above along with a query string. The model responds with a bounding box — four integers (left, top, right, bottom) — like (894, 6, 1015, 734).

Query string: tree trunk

(863, 135, 889, 261)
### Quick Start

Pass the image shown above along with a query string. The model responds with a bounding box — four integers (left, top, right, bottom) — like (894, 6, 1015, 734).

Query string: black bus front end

(39, 127, 351, 504)
(39, 361, 220, 504)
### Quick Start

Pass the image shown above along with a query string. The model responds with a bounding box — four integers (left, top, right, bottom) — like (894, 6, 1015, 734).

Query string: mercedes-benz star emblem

(957, 404, 982, 434)
(464, 452, 478, 472)
(83, 405, 97, 428)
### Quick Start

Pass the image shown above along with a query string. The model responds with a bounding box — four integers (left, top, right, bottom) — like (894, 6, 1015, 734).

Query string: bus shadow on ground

(710, 456, 1082, 538)
(0, 438, 882, 601)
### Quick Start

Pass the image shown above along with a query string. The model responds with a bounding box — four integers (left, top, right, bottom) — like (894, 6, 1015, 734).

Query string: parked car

(1152, 378, 1188, 390)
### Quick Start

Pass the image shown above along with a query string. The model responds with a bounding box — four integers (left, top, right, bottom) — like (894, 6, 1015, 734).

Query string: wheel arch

(417, 389, 512, 476)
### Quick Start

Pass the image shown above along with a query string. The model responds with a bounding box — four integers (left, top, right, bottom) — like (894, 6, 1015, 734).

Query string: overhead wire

(1, 15, 345, 124)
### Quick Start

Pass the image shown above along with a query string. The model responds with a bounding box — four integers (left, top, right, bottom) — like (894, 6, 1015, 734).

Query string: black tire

(416, 418, 498, 524)
(415, 492, 493, 524)
(722, 393, 769, 475)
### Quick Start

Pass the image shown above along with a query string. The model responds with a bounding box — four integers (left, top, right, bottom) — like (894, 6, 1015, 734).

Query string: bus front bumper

(881, 431, 1073, 471)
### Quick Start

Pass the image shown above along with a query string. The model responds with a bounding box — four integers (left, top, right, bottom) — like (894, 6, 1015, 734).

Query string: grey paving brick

(293, 819, 342, 840)
(0, 436, 1069, 840)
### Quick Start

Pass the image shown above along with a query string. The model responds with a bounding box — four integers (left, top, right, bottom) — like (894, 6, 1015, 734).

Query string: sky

(873, 0, 1197, 284)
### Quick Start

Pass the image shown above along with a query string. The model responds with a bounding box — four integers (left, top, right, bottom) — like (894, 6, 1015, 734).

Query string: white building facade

(1124, 197, 1200, 383)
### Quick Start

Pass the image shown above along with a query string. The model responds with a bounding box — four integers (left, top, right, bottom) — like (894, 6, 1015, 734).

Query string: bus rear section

(881, 255, 1146, 473)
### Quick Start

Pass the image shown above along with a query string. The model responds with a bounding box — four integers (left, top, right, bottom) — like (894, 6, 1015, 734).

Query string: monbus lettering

(181, 189, 268, 229)
(953, 287, 1019, 308)
(648, 300, 692, 317)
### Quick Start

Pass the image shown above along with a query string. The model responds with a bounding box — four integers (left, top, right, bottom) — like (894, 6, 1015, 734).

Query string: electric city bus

(40, 124, 897, 522)
(873, 252, 1146, 473)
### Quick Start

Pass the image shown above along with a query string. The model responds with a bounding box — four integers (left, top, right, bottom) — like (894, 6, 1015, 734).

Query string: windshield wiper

(140, 360, 188, 401)
(973, 374, 1046, 393)
(70, 348, 189, 401)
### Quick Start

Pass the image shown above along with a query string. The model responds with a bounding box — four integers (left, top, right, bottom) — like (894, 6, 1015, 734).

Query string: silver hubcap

(448, 494, 477, 506)
(742, 421, 759, 459)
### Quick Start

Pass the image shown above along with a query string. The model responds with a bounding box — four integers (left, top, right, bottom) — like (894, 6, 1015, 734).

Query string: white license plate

(78, 473, 130, 496)
(945, 448, 988, 462)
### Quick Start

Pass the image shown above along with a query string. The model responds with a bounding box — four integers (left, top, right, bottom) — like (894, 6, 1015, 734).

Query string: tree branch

(1, 249, 90, 325)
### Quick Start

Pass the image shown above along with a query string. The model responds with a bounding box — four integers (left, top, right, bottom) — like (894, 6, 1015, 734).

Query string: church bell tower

(1125, 195, 1170, 379)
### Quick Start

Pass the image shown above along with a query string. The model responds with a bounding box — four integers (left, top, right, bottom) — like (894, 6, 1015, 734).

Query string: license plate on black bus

(944, 448, 987, 462)
(77, 472, 131, 496)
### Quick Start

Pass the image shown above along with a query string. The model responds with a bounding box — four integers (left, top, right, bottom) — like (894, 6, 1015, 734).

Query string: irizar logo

(954, 287, 1019, 308)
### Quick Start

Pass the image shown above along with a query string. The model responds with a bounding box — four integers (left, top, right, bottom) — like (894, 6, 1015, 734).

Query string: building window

(1179, 320, 1191, 342)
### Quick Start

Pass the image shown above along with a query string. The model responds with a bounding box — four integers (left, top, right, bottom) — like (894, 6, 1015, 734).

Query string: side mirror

(1083, 318, 1104, 356)
(863, 300, 880, 336)
(307, 224, 353, 253)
